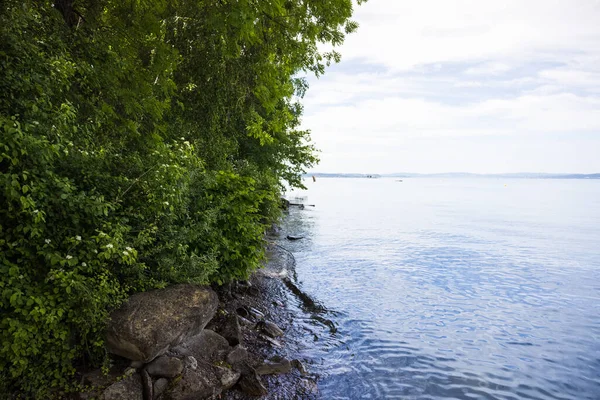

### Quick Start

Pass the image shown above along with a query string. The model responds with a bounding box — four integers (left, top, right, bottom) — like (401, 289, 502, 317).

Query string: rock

(100, 373, 143, 400)
(237, 315, 254, 327)
(141, 369, 152, 400)
(292, 359, 308, 375)
(246, 286, 261, 297)
(255, 358, 292, 375)
(238, 369, 267, 397)
(153, 378, 169, 399)
(236, 306, 250, 319)
(146, 355, 183, 378)
(167, 362, 240, 400)
(257, 320, 284, 338)
(106, 284, 218, 362)
(299, 378, 319, 396)
(258, 334, 282, 347)
(130, 360, 144, 369)
(171, 329, 230, 364)
(226, 345, 248, 367)
(78, 369, 120, 400)
(124, 367, 137, 376)
(184, 355, 198, 371)
(220, 314, 243, 346)
(286, 235, 304, 240)
(236, 306, 264, 321)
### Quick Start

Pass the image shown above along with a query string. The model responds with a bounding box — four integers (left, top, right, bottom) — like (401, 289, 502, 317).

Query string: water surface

(280, 178, 600, 399)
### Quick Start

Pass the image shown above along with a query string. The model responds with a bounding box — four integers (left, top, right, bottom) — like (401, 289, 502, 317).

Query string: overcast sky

(301, 0, 600, 174)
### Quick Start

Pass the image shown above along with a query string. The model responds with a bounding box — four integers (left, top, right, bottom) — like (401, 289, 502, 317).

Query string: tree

(0, 0, 365, 395)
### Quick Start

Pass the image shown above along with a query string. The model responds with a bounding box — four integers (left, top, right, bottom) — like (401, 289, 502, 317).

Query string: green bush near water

(0, 0, 363, 396)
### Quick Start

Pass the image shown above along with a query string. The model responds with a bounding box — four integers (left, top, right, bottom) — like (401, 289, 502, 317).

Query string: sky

(301, 0, 600, 174)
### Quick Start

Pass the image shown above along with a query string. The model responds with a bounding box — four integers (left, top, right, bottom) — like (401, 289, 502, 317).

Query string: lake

(278, 177, 600, 399)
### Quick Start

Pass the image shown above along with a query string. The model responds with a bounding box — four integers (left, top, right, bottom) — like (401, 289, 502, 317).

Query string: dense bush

(0, 0, 363, 396)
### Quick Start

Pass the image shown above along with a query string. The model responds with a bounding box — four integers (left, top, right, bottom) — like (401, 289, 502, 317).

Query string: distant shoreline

(304, 173, 600, 180)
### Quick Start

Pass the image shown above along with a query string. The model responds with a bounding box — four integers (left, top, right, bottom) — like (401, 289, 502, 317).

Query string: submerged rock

(106, 284, 218, 362)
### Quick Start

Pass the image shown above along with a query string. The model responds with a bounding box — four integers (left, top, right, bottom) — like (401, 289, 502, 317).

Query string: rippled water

(279, 178, 600, 400)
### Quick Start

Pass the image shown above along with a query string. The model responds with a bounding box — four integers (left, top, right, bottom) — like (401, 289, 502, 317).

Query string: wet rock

(141, 369, 152, 400)
(171, 329, 230, 363)
(145, 355, 183, 378)
(258, 334, 282, 347)
(299, 378, 319, 396)
(255, 358, 292, 375)
(246, 286, 261, 297)
(226, 345, 248, 367)
(286, 235, 304, 241)
(292, 359, 308, 375)
(238, 369, 268, 397)
(236, 306, 264, 320)
(106, 284, 218, 362)
(100, 373, 143, 400)
(237, 315, 254, 327)
(236, 306, 250, 319)
(220, 314, 243, 346)
(257, 320, 284, 338)
(167, 362, 240, 400)
(153, 378, 169, 399)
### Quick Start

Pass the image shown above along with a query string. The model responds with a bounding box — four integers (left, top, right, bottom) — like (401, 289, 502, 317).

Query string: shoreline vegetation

(306, 172, 600, 179)
(0, 0, 364, 397)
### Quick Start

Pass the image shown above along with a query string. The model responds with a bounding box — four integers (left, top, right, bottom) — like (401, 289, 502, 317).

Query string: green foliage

(0, 0, 364, 395)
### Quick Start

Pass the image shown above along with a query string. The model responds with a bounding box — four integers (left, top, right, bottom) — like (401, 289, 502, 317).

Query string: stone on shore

(171, 329, 231, 363)
(255, 358, 292, 375)
(238, 368, 268, 397)
(106, 284, 218, 362)
(219, 314, 243, 346)
(167, 363, 240, 400)
(100, 374, 143, 400)
(257, 320, 284, 338)
(145, 355, 183, 378)
(226, 345, 249, 367)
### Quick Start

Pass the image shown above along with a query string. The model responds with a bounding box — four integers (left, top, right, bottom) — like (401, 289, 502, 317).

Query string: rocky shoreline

(76, 242, 320, 400)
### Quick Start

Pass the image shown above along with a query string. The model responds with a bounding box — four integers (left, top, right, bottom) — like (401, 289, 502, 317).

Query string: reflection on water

(277, 178, 600, 400)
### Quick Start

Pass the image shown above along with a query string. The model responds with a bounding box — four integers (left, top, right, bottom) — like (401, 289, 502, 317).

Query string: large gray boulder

(106, 284, 218, 362)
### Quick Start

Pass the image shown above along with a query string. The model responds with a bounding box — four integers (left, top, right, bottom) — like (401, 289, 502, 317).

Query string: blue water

(281, 178, 600, 400)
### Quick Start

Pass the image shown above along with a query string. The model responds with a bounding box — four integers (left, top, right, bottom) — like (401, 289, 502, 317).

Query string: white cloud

(301, 0, 600, 173)
(342, 0, 600, 70)
(465, 62, 512, 76)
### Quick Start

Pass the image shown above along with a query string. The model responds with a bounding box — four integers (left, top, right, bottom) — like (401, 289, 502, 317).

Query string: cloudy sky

(301, 0, 600, 174)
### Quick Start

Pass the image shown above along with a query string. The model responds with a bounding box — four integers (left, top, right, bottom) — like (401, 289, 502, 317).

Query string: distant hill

(305, 172, 600, 179)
